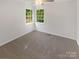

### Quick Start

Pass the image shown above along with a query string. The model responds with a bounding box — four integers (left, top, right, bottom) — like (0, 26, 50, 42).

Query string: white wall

(0, 0, 34, 46)
(77, 0, 79, 46)
(0, 0, 77, 46)
(36, 0, 77, 40)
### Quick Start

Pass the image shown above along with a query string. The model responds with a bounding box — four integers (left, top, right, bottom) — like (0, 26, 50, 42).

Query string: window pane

(26, 9, 32, 23)
(37, 9, 44, 23)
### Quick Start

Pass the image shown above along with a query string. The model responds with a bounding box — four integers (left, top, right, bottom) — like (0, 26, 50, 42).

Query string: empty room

(0, 0, 79, 59)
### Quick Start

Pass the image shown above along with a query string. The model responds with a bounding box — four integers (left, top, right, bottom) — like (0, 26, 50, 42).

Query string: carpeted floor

(0, 31, 79, 59)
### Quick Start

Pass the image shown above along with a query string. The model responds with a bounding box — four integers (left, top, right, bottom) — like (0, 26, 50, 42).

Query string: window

(26, 9, 32, 23)
(37, 9, 44, 22)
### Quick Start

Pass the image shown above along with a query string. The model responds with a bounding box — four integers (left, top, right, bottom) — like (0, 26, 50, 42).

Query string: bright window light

(35, 0, 43, 5)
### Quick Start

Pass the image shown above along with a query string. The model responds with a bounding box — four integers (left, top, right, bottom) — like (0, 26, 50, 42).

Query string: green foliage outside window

(25, 9, 44, 23)
(37, 9, 44, 22)
(26, 9, 32, 23)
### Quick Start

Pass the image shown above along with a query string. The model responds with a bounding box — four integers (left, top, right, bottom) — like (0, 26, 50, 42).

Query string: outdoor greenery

(26, 9, 32, 23)
(37, 9, 44, 22)
(25, 9, 44, 23)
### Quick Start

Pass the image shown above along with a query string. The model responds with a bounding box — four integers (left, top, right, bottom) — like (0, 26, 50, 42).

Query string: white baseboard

(37, 30, 75, 40)
(77, 40, 79, 46)
(0, 30, 34, 47)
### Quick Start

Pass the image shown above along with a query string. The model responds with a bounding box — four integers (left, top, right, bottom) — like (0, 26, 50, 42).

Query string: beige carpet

(0, 31, 79, 59)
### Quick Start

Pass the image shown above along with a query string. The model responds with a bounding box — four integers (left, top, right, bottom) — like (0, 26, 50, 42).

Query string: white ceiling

(25, 0, 73, 2)
(55, 0, 72, 2)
